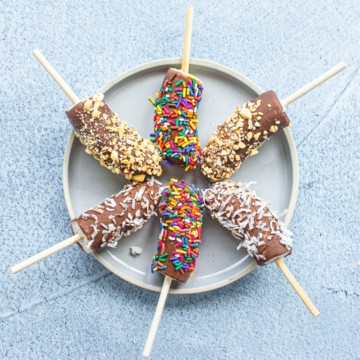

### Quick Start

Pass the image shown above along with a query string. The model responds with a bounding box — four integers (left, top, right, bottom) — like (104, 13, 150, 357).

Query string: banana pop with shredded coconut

(203, 180, 292, 265)
(71, 178, 162, 253)
(66, 94, 163, 182)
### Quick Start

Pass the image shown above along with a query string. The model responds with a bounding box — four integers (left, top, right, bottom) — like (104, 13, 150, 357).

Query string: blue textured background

(1, 1, 359, 359)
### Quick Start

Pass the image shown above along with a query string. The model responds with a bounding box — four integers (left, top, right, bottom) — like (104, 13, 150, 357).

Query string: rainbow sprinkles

(150, 68, 203, 170)
(151, 178, 204, 283)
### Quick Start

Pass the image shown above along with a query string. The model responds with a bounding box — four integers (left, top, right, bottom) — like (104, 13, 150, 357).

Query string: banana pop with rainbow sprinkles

(149, 7, 203, 171)
(144, 177, 204, 357)
(150, 69, 203, 170)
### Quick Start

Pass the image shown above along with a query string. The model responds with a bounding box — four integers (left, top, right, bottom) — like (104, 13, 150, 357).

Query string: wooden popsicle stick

(282, 62, 346, 108)
(181, 7, 194, 73)
(10, 234, 82, 274)
(274, 258, 320, 317)
(143, 8, 194, 357)
(32, 49, 80, 104)
(143, 276, 172, 357)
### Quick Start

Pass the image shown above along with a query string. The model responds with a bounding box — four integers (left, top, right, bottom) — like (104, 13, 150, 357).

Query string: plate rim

(62, 58, 299, 294)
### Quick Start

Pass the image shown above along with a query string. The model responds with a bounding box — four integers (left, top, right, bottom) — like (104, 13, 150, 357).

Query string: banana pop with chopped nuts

(201, 91, 290, 182)
(66, 94, 163, 182)
(203, 180, 292, 265)
(201, 63, 347, 182)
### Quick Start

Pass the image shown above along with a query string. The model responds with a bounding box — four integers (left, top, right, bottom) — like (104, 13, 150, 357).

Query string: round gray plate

(63, 59, 299, 294)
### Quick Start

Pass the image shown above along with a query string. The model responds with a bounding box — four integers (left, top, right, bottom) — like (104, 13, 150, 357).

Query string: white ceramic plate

(63, 59, 299, 294)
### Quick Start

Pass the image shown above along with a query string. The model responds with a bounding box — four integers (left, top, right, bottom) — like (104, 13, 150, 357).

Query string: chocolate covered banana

(203, 180, 292, 265)
(11, 178, 162, 273)
(201, 91, 289, 182)
(67, 94, 163, 182)
(150, 69, 203, 171)
(72, 177, 162, 253)
(151, 178, 204, 282)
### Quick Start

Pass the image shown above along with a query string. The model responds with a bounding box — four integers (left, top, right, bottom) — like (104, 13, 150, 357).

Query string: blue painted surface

(1, 1, 359, 359)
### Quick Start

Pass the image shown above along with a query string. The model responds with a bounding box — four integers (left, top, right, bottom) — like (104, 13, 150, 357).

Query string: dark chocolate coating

(161, 235, 192, 283)
(201, 91, 290, 182)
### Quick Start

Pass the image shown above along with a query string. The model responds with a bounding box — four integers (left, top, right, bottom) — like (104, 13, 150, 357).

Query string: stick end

(9, 265, 19, 274)
(32, 49, 41, 57)
(339, 61, 347, 70)
(143, 345, 152, 358)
